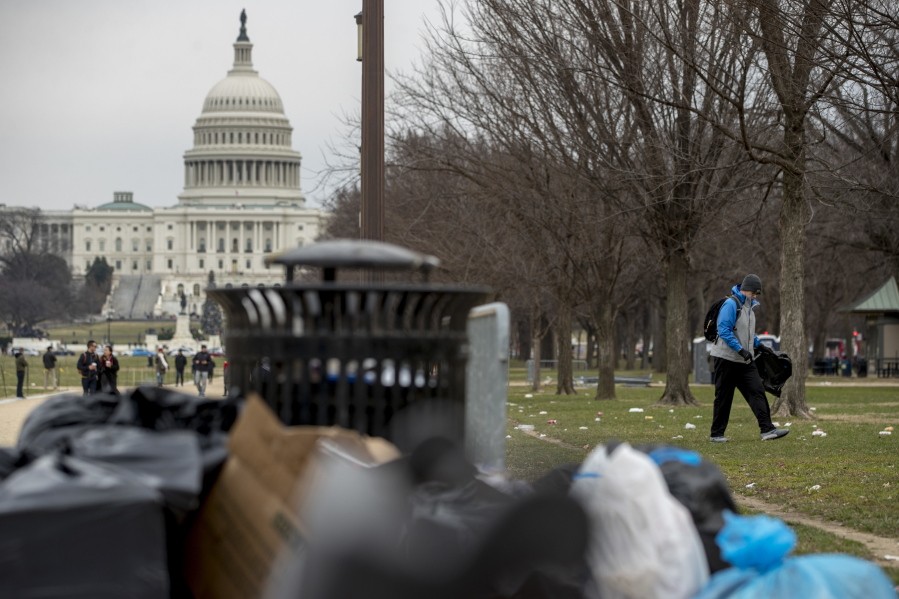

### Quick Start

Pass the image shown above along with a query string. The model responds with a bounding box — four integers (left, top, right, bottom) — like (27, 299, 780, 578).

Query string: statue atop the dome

(237, 9, 250, 42)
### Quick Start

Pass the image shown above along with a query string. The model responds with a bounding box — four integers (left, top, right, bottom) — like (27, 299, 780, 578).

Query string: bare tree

(0, 207, 73, 333)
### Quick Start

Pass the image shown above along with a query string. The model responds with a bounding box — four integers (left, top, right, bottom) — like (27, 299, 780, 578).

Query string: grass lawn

(504, 371, 899, 583)
(42, 319, 187, 347)
(0, 354, 179, 394)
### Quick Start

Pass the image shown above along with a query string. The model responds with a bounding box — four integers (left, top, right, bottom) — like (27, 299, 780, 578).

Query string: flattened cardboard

(185, 395, 399, 599)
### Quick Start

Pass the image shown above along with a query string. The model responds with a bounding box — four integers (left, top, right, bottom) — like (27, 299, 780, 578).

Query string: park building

(6, 13, 326, 319)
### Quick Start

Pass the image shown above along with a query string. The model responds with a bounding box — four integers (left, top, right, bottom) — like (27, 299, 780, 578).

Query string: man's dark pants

(176, 369, 184, 386)
(81, 377, 97, 396)
(16, 371, 25, 397)
(711, 357, 775, 437)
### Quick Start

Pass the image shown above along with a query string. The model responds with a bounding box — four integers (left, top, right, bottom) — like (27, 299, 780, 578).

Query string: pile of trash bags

(0, 388, 895, 599)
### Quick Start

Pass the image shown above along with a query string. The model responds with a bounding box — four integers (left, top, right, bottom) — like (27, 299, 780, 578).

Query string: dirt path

(517, 427, 899, 570)
(736, 495, 899, 569)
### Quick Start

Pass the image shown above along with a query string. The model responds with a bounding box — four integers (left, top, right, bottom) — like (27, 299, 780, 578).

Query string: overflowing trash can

(207, 239, 489, 442)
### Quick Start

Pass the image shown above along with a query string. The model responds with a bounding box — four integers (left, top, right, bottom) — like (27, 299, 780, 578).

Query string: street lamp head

(355, 11, 363, 62)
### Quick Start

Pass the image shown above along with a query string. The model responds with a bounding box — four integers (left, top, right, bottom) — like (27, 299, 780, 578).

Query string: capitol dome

(202, 76, 284, 114)
(179, 11, 303, 207)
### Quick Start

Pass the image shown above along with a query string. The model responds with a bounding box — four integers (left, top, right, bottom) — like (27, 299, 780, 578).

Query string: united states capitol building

(9, 13, 326, 319)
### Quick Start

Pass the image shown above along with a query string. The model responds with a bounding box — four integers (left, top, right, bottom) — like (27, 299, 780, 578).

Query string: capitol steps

(109, 275, 162, 319)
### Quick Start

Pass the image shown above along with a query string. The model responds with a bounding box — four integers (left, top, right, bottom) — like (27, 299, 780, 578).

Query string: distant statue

(180, 292, 187, 314)
(237, 9, 249, 41)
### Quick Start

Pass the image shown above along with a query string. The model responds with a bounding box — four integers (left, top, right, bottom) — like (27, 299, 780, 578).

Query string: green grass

(0, 354, 171, 395)
(42, 319, 184, 347)
(504, 379, 899, 583)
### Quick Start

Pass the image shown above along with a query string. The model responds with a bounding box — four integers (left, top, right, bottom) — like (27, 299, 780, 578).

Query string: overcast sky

(0, 0, 444, 212)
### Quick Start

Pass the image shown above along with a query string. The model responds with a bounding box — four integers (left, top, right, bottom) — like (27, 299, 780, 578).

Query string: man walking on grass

(193, 344, 211, 398)
(709, 274, 790, 443)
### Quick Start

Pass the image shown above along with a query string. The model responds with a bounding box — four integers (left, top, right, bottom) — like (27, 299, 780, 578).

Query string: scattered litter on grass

(539, 410, 548, 415)
(644, 416, 654, 420)
(746, 483, 756, 489)
(820, 381, 833, 386)
(668, 409, 674, 413)
(807, 485, 822, 492)
(628, 408, 644, 413)
(671, 435, 683, 440)
(684, 423, 697, 430)
(539, 434, 546, 438)
(694, 415, 703, 419)
(879, 431, 892, 436)
(596, 411, 604, 417)
(524, 394, 533, 398)
(810, 407, 817, 411)
(785, 422, 792, 427)
(546, 419, 557, 425)
(812, 430, 827, 437)
(517, 424, 535, 431)
(773, 422, 781, 427)
(884, 555, 899, 561)
(885, 426, 894, 431)
(505, 435, 512, 439)
(579, 426, 588, 430)
(594, 418, 601, 422)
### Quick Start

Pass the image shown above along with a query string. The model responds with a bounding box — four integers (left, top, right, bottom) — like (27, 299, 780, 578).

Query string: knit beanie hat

(741, 274, 762, 294)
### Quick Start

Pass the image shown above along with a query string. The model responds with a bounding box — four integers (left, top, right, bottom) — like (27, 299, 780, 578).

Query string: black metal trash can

(207, 240, 489, 442)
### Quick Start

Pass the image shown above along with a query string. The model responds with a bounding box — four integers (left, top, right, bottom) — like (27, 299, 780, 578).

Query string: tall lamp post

(355, 0, 385, 245)
(107, 317, 112, 346)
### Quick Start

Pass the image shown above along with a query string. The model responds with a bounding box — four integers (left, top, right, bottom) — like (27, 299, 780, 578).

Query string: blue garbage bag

(695, 511, 896, 598)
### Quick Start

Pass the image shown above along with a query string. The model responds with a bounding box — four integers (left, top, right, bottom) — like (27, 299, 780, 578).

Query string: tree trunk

(594, 300, 616, 400)
(530, 308, 543, 392)
(585, 328, 597, 369)
(654, 303, 667, 373)
(517, 317, 531, 363)
(556, 302, 576, 395)
(624, 312, 636, 371)
(774, 137, 813, 418)
(658, 250, 700, 406)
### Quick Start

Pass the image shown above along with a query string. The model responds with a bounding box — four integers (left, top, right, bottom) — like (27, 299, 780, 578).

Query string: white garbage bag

(570, 443, 709, 599)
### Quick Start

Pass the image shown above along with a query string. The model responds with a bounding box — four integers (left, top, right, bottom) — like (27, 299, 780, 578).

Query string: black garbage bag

(0, 447, 32, 481)
(301, 493, 591, 599)
(69, 426, 205, 599)
(69, 426, 203, 516)
(639, 445, 738, 573)
(17, 386, 239, 492)
(109, 385, 240, 434)
(754, 349, 792, 397)
(16, 392, 121, 454)
(289, 437, 590, 599)
(0, 454, 169, 599)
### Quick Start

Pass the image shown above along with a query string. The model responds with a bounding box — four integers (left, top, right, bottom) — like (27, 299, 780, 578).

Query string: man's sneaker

(761, 428, 790, 441)
(709, 436, 729, 443)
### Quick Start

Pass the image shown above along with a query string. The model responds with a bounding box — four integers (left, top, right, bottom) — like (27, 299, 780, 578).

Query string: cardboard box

(185, 395, 400, 599)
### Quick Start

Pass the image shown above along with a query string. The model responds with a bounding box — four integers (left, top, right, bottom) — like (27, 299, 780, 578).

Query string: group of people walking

(159, 345, 215, 398)
(9, 342, 221, 399)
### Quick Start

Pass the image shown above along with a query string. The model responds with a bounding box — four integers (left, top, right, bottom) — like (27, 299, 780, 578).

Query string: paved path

(0, 376, 226, 447)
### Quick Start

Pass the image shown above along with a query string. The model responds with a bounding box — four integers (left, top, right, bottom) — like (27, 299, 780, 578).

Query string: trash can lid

(266, 239, 440, 281)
